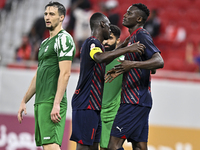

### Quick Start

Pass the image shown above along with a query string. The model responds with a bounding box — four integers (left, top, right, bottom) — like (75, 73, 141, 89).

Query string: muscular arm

(126, 52, 164, 70)
(18, 71, 37, 123)
(105, 53, 164, 82)
(115, 36, 130, 50)
(93, 42, 145, 65)
(51, 60, 72, 123)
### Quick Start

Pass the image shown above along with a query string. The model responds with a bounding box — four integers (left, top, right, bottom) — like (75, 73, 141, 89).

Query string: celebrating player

(105, 3, 164, 150)
(70, 12, 146, 150)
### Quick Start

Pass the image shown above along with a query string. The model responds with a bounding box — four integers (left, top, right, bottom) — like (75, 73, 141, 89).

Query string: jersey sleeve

(56, 33, 76, 61)
(136, 30, 160, 60)
(88, 39, 103, 60)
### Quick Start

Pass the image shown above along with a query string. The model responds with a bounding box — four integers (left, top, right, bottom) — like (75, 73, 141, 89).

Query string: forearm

(22, 73, 36, 104)
(130, 53, 164, 70)
(54, 72, 70, 105)
(116, 36, 130, 50)
(115, 42, 127, 50)
(94, 46, 130, 64)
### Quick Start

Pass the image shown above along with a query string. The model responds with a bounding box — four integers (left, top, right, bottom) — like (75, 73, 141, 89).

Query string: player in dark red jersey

(105, 3, 164, 150)
(70, 12, 146, 150)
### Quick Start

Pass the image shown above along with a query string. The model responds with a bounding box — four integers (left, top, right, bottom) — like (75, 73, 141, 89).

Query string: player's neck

(49, 25, 63, 39)
(91, 30, 103, 43)
(128, 25, 143, 35)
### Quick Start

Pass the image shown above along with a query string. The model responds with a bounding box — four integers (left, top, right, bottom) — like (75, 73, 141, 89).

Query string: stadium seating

(1, 0, 199, 72)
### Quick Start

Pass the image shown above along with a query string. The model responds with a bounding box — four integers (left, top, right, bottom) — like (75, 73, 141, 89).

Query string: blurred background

(0, 0, 200, 150)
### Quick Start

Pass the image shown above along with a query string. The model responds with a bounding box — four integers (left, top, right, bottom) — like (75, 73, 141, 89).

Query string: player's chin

(46, 26, 53, 31)
(122, 21, 127, 27)
(122, 21, 129, 27)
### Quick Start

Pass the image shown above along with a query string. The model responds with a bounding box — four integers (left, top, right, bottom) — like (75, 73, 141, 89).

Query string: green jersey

(35, 30, 76, 105)
(101, 55, 124, 122)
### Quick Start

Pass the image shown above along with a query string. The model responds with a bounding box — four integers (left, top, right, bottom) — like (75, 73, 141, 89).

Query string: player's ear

(60, 15, 64, 22)
(100, 21, 105, 28)
(137, 16, 143, 23)
(116, 38, 120, 45)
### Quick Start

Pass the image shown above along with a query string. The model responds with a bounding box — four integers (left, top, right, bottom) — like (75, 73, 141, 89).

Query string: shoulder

(87, 37, 102, 47)
(58, 30, 74, 42)
(41, 38, 48, 45)
(136, 28, 153, 43)
(137, 28, 151, 37)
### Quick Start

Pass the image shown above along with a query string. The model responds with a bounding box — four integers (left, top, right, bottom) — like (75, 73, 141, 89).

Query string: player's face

(103, 18, 111, 40)
(103, 33, 117, 51)
(123, 6, 139, 28)
(44, 6, 62, 31)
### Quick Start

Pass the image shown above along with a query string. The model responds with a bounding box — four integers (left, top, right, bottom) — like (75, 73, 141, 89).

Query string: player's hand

(51, 104, 61, 123)
(128, 41, 146, 55)
(105, 60, 133, 83)
(17, 102, 27, 123)
(105, 68, 122, 83)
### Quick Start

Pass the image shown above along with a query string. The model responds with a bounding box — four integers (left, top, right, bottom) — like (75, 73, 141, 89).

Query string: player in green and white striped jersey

(17, 2, 76, 150)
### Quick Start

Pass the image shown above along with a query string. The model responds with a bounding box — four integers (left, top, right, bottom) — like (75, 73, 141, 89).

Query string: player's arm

(18, 71, 37, 123)
(115, 36, 130, 49)
(105, 53, 164, 83)
(51, 60, 72, 123)
(92, 42, 145, 64)
(117, 52, 163, 70)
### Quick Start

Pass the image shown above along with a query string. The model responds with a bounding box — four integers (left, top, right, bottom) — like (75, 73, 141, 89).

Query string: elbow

(95, 58, 104, 64)
(65, 72, 71, 79)
(158, 58, 164, 69)
(61, 71, 71, 81)
(94, 55, 108, 64)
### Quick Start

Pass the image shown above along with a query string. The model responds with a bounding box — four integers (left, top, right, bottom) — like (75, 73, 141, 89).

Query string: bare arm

(93, 42, 145, 64)
(50, 60, 72, 123)
(17, 71, 37, 123)
(115, 36, 130, 50)
(105, 52, 164, 83)
(119, 52, 164, 70)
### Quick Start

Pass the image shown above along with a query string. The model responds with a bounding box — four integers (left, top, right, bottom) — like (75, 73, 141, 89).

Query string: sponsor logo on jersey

(90, 43, 95, 50)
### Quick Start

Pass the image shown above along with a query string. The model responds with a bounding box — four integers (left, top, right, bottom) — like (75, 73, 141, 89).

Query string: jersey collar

(130, 27, 143, 37)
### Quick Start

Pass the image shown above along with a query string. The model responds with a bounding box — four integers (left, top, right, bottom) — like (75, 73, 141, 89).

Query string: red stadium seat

(184, 8, 200, 23)
(172, 0, 191, 10)
(192, 0, 200, 9)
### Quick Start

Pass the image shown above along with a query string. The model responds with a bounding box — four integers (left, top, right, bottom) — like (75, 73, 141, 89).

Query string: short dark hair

(110, 25, 121, 39)
(45, 1, 66, 17)
(90, 12, 107, 31)
(132, 3, 150, 24)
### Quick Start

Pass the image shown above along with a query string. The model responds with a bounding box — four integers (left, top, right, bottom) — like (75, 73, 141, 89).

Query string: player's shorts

(70, 109, 101, 145)
(34, 102, 67, 146)
(111, 103, 151, 143)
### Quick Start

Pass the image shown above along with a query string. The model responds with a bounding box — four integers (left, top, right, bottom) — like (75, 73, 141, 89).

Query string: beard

(46, 25, 54, 31)
(104, 42, 116, 51)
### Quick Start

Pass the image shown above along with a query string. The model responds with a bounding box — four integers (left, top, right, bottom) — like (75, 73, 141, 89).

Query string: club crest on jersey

(44, 46, 49, 52)
(90, 43, 95, 50)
